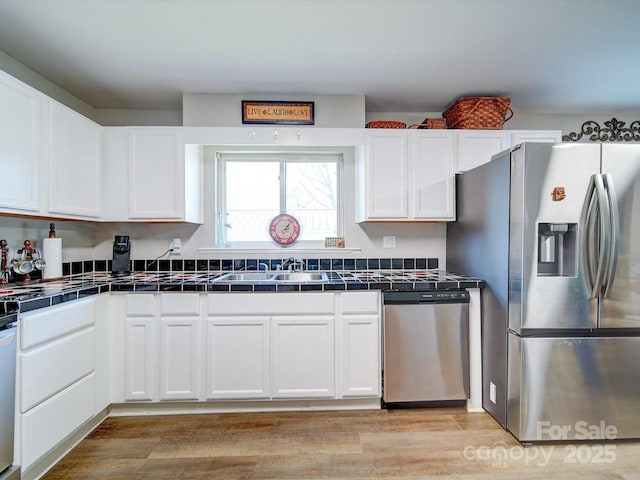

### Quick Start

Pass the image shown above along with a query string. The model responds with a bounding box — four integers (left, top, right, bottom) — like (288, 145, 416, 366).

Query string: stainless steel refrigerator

(447, 142, 640, 442)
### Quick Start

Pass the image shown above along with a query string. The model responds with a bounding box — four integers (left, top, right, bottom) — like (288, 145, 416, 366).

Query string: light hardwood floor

(42, 407, 640, 479)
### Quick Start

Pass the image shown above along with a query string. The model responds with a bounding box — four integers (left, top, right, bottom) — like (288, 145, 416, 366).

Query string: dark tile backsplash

(64, 257, 440, 274)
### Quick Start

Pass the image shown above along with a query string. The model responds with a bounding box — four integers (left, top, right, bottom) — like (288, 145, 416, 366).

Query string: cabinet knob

(272, 129, 279, 143)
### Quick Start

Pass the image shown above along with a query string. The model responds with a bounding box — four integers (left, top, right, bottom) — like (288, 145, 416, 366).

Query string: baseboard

(109, 397, 382, 416)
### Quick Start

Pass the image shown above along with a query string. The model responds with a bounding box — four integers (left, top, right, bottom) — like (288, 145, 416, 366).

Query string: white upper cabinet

(509, 130, 562, 146)
(102, 127, 203, 223)
(454, 130, 562, 173)
(0, 70, 43, 214)
(128, 128, 184, 220)
(409, 130, 455, 220)
(47, 100, 102, 219)
(129, 128, 202, 222)
(454, 130, 508, 173)
(357, 129, 455, 221)
(362, 129, 408, 219)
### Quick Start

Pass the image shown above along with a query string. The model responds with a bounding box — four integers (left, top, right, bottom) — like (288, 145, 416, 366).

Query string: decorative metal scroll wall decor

(563, 117, 640, 142)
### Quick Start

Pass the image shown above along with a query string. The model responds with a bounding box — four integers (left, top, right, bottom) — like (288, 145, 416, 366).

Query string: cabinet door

(206, 316, 270, 399)
(48, 100, 101, 218)
(271, 316, 335, 398)
(409, 130, 455, 220)
(336, 314, 380, 398)
(0, 70, 42, 213)
(364, 130, 408, 218)
(124, 317, 156, 401)
(509, 130, 562, 146)
(454, 131, 507, 172)
(100, 127, 129, 221)
(159, 317, 200, 400)
(128, 128, 184, 219)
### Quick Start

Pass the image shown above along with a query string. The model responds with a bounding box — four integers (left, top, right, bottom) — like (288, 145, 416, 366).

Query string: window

(216, 152, 343, 247)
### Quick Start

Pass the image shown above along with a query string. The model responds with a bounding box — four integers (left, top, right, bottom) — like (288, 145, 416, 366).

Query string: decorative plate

(268, 213, 301, 247)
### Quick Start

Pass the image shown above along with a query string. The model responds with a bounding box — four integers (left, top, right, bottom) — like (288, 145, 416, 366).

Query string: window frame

(215, 150, 344, 249)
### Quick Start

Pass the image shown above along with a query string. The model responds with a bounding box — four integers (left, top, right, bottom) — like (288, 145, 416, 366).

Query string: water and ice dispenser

(537, 223, 577, 276)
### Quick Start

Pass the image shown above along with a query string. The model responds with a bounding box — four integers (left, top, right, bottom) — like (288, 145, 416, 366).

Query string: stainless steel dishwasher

(0, 315, 18, 479)
(383, 290, 470, 405)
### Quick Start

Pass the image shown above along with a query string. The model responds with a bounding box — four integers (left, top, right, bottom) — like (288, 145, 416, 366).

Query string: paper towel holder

(42, 223, 63, 281)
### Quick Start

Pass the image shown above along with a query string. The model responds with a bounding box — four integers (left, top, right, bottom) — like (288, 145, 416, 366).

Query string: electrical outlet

(169, 238, 182, 255)
(383, 235, 396, 248)
(489, 381, 497, 404)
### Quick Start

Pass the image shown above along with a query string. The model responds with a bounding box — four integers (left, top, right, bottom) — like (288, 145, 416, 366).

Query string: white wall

(183, 93, 365, 128)
(90, 144, 446, 264)
(0, 50, 181, 126)
(0, 217, 96, 264)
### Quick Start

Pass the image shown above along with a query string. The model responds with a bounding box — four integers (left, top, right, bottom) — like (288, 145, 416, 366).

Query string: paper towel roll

(42, 237, 62, 279)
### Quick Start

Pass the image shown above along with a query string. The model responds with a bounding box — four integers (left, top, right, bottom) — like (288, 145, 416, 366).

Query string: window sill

(197, 247, 361, 255)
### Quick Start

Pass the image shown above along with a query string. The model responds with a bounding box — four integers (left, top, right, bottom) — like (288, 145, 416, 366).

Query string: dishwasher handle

(383, 290, 470, 305)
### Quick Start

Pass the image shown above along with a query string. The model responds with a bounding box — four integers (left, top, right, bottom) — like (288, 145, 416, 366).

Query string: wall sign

(242, 101, 315, 125)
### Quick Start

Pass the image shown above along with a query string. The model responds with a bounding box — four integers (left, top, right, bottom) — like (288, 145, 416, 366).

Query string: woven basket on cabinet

(408, 118, 446, 129)
(365, 120, 407, 129)
(442, 96, 514, 129)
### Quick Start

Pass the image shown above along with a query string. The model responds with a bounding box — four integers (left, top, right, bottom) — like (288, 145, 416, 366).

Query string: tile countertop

(0, 270, 485, 316)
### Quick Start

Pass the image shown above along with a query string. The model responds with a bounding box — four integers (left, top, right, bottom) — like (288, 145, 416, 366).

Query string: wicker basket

(365, 120, 407, 129)
(408, 118, 446, 129)
(442, 96, 514, 129)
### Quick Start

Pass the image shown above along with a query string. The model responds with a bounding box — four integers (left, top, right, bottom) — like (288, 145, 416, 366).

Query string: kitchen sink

(214, 272, 274, 282)
(270, 272, 328, 282)
(213, 271, 328, 283)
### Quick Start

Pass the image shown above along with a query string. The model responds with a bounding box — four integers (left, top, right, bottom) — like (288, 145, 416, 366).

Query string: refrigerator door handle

(602, 173, 619, 298)
(580, 175, 597, 294)
(581, 174, 611, 299)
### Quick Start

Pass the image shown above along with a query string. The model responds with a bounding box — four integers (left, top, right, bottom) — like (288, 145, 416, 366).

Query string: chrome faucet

(280, 257, 305, 272)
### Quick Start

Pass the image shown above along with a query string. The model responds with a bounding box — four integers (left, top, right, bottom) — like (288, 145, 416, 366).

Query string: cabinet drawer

(160, 293, 200, 315)
(207, 293, 335, 315)
(20, 297, 95, 349)
(125, 293, 155, 316)
(20, 373, 95, 470)
(20, 326, 95, 412)
(340, 292, 381, 314)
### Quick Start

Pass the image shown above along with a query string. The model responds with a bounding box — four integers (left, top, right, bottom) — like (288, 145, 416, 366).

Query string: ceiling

(0, 0, 639, 114)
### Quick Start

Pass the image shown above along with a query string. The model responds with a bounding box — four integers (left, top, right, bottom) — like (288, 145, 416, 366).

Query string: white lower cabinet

(20, 373, 95, 470)
(159, 316, 201, 400)
(206, 291, 379, 401)
(271, 316, 335, 398)
(206, 316, 270, 399)
(122, 293, 201, 401)
(124, 317, 156, 401)
(17, 298, 99, 471)
(337, 314, 380, 398)
(115, 291, 381, 404)
(336, 291, 381, 398)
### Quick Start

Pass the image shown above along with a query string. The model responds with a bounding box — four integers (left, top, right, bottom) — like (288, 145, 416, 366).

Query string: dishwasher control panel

(384, 290, 470, 304)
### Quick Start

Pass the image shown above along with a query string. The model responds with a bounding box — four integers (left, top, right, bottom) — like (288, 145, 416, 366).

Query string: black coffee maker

(112, 235, 131, 276)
